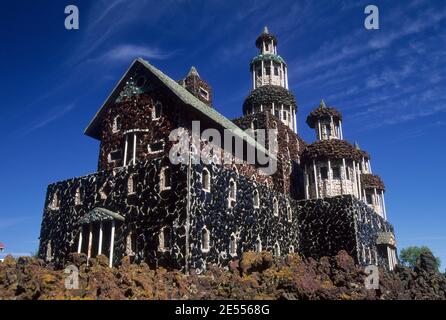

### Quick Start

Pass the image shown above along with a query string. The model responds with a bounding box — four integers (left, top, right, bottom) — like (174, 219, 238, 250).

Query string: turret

(178, 66, 213, 107)
(243, 27, 297, 132)
(306, 100, 343, 141)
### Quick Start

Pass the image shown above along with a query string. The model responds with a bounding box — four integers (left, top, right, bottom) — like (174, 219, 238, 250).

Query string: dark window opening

(320, 167, 328, 180)
(332, 167, 341, 179)
(110, 150, 121, 162)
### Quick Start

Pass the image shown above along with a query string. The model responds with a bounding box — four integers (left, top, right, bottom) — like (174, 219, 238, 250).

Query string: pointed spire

(263, 26, 269, 34)
(187, 66, 200, 77)
(354, 142, 360, 150)
(320, 99, 327, 108)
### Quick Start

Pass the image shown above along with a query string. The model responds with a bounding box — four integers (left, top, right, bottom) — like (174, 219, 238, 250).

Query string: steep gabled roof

(84, 58, 274, 160)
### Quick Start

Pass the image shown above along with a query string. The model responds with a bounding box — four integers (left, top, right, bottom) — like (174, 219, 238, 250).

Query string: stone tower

(178, 66, 213, 107)
(242, 27, 297, 132)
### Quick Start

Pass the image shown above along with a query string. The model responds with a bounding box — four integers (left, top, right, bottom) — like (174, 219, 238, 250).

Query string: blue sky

(0, 0, 445, 269)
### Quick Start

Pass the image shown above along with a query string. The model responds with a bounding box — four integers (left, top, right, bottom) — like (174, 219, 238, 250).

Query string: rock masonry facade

(38, 28, 398, 272)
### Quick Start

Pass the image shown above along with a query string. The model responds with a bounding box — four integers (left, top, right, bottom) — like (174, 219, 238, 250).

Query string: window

(127, 175, 136, 195)
(253, 189, 260, 208)
(282, 110, 288, 121)
(320, 167, 328, 180)
(199, 87, 209, 100)
(332, 167, 341, 180)
(228, 179, 237, 205)
(325, 124, 331, 136)
(229, 234, 237, 256)
(265, 67, 271, 75)
(112, 116, 121, 133)
(160, 167, 171, 191)
(98, 182, 111, 200)
(108, 150, 122, 163)
(202, 168, 211, 192)
(274, 67, 279, 76)
(201, 227, 210, 252)
(366, 193, 373, 205)
(74, 187, 83, 205)
(50, 192, 60, 210)
(153, 101, 162, 120)
(158, 226, 171, 251)
(255, 237, 262, 252)
(273, 197, 279, 217)
(289, 245, 295, 253)
(274, 242, 281, 257)
(346, 166, 351, 180)
(286, 204, 292, 222)
(148, 141, 164, 153)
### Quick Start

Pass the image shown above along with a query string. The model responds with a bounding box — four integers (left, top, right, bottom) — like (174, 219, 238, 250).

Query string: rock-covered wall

(187, 162, 300, 271)
(296, 195, 392, 268)
(39, 157, 188, 270)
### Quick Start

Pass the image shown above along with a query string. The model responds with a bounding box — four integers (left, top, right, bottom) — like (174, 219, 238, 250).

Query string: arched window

(112, 115, 121, 133)
(255, 237, 262, 253)
(228, 178, 237, 207)
(158, 226, 171, 251)
(201, 227, 210, 252)
(229, 234, 237, 257)
(127, 175, 136, 195)
(153, 101, 162, 120)
(253, 189, 260, 208)
(202, 168, 211, 192)
(273, 197, 279, 217)
(274, 242, 281, 257)
(286, 203, 292, 222)
(289, 245, 295, 253)
(160, 167, 171, 191)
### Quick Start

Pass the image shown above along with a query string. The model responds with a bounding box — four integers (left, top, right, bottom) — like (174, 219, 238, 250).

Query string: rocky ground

(0, 250, 445, 300)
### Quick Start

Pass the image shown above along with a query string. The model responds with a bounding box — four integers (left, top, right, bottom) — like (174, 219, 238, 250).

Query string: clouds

(20, 104, 75, 136)
(99, 44, 173, 62)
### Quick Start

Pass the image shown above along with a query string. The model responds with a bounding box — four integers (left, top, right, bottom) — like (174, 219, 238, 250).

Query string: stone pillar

(327, 159, 332, 197)
(123, 135, 128, 166)
(109, 220, 116, 268)
(374, 188, 380, 214)
(280, 63, 284, 87)
(341, 158, 346, 195)
(98, 222, 103, 255)
(352, 160, 358, 198)
(252, 67, 256, 89)
(317, 121, 322, 140)
(272, 102, 275, 116)
(261, 60, 264, 86)
(381, 190, 387, 220)
(357, 163, 362, 200)
(368, 159, 372, 173)
(77, 229, 83, 254)
(133, 133, 137, 165)
(304, 166, 310, 199)
(87, 223, 93, 260)
(313, 160, 319, 198)
(339, 120, 343, 139)
(270, 60, 273, 85)
(285, 67, 288, 89)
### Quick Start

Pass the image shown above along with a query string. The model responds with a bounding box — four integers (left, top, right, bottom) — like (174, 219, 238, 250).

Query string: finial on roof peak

(354, 142, 360, 150)
(320, 99, 327, 108)
(187, 66, 200, 77)
(263, 26, 269, 34)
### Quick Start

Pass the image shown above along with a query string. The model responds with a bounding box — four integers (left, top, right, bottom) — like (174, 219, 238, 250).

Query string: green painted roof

(84, 58, 275, 161)
(250, 54, 286, 67)
(79, 207, 125, 225)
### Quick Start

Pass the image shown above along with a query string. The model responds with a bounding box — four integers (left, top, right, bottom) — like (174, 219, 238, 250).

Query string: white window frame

(229, 233, 237, 257)
(152, 101, 162, 120)
(273, 197, 279, 217)
(147, 140, 165, 154)
(199, 87, 209, 100)
(202, 168, 211, 193)
(160, 166, 171, 191)
(253, 189, 260, 209)
(112, 115, 121, 133)
(201, 227, 210, 253)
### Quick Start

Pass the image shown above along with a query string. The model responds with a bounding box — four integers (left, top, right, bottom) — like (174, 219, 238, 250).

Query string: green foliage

(399, 246, 441, 269)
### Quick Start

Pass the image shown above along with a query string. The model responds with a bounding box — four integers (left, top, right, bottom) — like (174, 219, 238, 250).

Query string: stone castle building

(38, 27, 398, 272)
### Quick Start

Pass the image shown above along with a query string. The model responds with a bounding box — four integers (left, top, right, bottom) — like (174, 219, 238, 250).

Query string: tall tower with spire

(243, 27, 297, 132)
